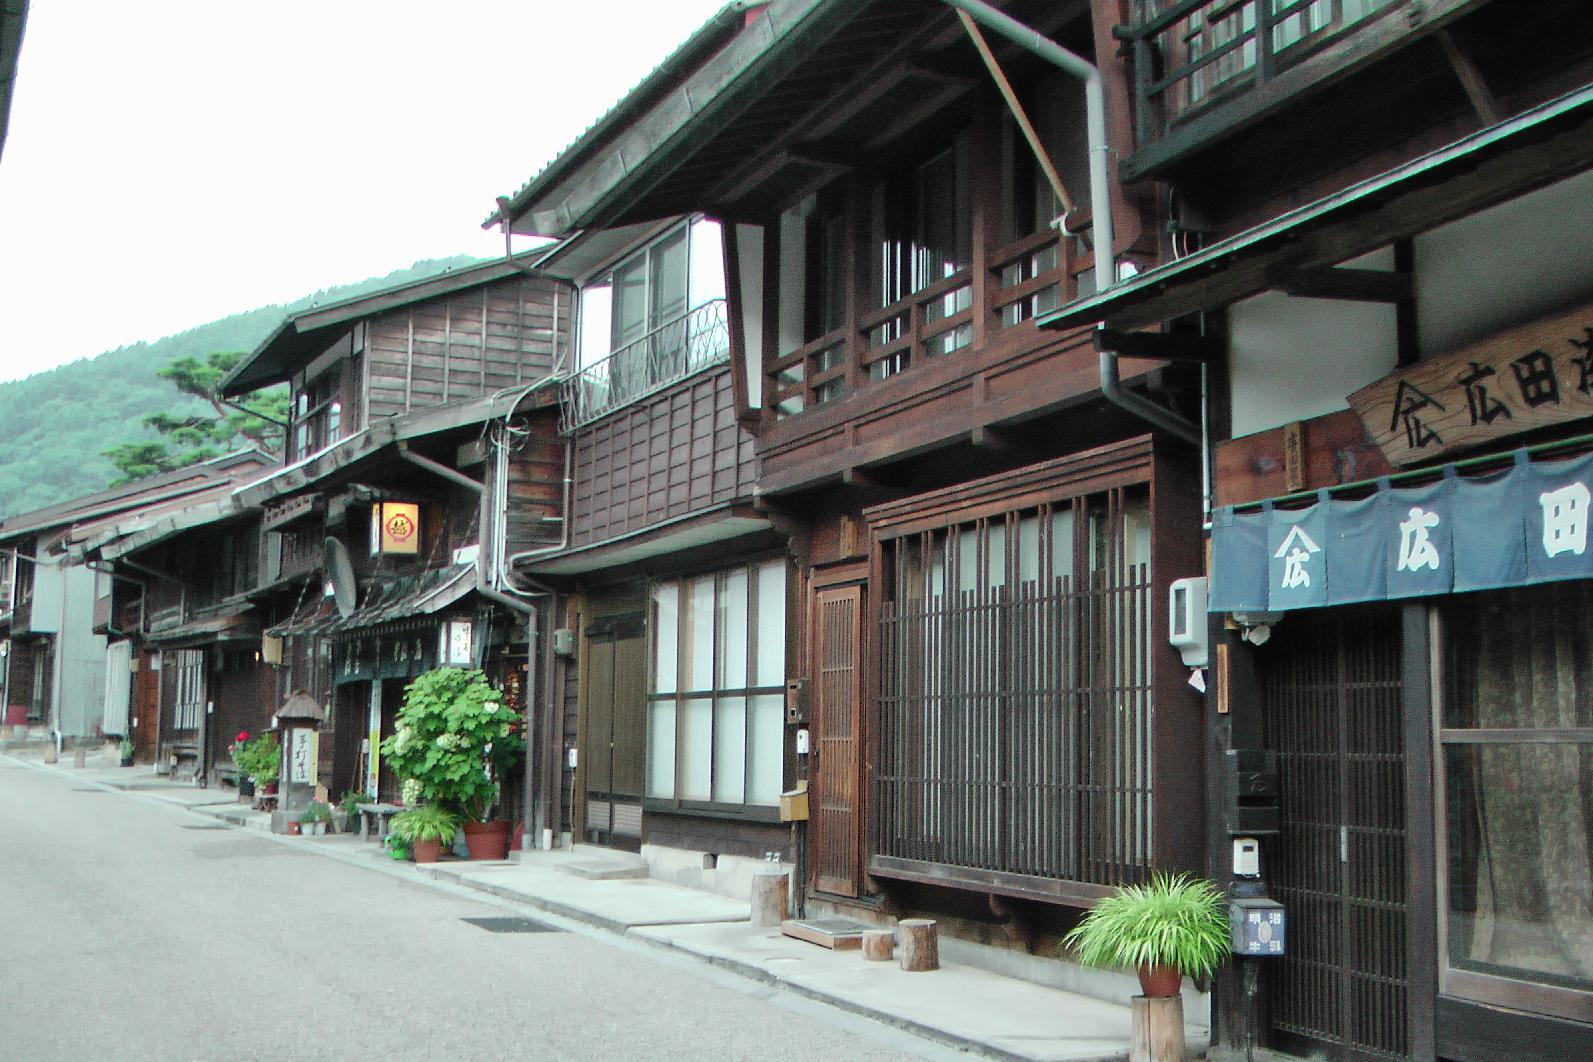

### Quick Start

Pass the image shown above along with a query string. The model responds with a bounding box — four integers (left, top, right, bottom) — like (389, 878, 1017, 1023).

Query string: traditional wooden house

(0, 450, 271, 763)
(1040, 1, 1593, 1058)
(491, 0, 1210, 971)
(199, 255, 573, 812)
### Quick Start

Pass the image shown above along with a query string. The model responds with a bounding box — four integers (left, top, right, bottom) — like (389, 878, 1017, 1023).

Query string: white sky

(0, 0, 729, 383)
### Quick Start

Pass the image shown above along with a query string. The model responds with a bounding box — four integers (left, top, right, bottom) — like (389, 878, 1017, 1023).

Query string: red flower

(236, 730, 250, 743)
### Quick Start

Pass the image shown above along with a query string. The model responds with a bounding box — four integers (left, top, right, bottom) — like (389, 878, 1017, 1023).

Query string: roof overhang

(1039, 83, 1593, 333)
(0, 0, 27, 164)
(491, 0, 843, 237)
(519, 506, 772, 576)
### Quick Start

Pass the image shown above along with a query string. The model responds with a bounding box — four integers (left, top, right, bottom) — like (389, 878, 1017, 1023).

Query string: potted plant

(299, 801, 333, 836)
(389, 804, 460, 864)
(232, 731, 280, 801)
(1062, 873, 1228, 999)
(334, 790, 366, 834)
(118, 735, 135, 767)
(380, 668, 524, 860)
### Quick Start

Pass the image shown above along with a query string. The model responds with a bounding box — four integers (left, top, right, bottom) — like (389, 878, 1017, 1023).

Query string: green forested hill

(0, 256, 483, 520)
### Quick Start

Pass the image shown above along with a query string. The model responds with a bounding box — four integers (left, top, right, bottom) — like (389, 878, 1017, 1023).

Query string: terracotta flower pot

(463, 820, 511, 860)
(1137, 964, 1183, 998)
(285, 821, 301, 836)
(412, 838, 443, 863)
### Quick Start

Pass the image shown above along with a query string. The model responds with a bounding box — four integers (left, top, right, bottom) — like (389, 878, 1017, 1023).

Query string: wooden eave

(500, 0, 1088, 234)
(1040, 82, 1593, 333)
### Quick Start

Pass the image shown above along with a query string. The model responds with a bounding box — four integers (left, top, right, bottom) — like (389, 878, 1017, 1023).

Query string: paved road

(0, 758, 933, 1061)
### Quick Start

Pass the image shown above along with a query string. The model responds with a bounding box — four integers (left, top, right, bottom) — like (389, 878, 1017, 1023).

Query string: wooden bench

(356, 803, 405, 842)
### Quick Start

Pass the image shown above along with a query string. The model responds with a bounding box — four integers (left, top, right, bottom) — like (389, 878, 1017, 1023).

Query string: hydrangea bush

(380, 667, 524, 820)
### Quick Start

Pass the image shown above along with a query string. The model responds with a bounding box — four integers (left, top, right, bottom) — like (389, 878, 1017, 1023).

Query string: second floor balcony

(560, 299, 730, 433)
(1118, 0, 1483, 178)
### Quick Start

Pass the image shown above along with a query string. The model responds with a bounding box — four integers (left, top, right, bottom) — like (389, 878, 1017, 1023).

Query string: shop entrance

(1261, 608, 1409, 1060)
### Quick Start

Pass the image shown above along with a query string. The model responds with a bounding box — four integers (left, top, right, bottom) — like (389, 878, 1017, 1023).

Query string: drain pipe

(941, 0, 1201, 446)
(397, 443, 557, 847)
(940, 0, 1113, 284)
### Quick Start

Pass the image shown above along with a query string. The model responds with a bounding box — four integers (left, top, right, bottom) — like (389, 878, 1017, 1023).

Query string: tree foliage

(0, 256, 481, 517)
(101, 350, 289, 484)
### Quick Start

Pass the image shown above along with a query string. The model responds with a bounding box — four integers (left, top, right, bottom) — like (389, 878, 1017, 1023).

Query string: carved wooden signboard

(1349, 299, 1593, 466)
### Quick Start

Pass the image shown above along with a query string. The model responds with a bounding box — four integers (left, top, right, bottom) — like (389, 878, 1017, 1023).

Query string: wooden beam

(1093, 329, 1222, 363)
(905, 58, 979, 88)
(1437, 27, 1501, 127)
(1266, 266, 1414, 303)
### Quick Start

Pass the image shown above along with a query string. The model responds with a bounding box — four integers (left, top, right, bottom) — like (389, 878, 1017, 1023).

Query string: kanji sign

(371, 501, 421, 555)
(1349, 299, 1593, 465)
(1210, 450, 1593, 612)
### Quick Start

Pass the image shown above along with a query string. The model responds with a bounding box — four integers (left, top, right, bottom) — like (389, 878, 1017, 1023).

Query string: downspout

(396, 443, 553, 846)
(940, 0, 1201, 446)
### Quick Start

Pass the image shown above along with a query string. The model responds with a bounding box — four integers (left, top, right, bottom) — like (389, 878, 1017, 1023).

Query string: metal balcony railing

(560, 299, 730, 432)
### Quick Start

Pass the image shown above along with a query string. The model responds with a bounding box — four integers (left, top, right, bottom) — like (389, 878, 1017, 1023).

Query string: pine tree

(102, 351, 287, 484)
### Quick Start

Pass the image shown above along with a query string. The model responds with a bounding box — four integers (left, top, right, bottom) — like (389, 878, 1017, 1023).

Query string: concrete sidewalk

(6, 746, 1209, 1061)
(412, 851, 1208, 1062)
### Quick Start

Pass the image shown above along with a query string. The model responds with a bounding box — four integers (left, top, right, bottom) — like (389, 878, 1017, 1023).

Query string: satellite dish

(323, 537, 357, 618)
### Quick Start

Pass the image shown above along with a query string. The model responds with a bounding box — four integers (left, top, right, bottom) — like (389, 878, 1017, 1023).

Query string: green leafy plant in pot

(231, 732, 280, 792)
(118, 736, 135, 767)
(1061, 873, 1229, 998)
(380, 668, 524, 859)
(389, 804, 460, 864)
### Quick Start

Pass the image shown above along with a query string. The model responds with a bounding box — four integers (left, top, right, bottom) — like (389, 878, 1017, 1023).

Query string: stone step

(552, 844, 649, 880)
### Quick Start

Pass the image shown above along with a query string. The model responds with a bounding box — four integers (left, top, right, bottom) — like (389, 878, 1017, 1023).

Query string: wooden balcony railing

(766, 231, 1084, 421)
(560, 299, 730, 432)
(1120, 0, 1401, 147)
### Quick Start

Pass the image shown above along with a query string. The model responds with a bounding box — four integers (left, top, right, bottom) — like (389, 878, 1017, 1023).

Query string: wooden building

(1042, 1, 1593, 1058)
(491, 0, 1208, 962)
(73, 256, 572, 811)
(0, 450, 272, 762)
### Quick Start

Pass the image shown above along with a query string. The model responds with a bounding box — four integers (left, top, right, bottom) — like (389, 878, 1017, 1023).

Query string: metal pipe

(942, 0, 1205, 447)
(939, 0, 1112, 282)
(396, 444, 482, 495)
(1100, 348, 1200, 445)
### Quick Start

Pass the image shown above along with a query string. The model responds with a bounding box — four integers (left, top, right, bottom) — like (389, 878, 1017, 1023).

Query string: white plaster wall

(26, 559, 62, 633)
(1228, 248, 1398, 437)
(1415, 167, 1593, 355)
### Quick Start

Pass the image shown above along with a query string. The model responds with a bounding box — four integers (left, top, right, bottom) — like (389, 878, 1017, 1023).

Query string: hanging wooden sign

(1349, 298, 1593, 466)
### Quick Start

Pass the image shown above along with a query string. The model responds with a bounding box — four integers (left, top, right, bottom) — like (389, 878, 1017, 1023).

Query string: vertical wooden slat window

(876, 487, 1152, 888)
(648, 558, 787, 812)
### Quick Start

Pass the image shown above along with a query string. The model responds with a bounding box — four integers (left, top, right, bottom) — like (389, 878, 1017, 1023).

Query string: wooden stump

(897, 918, 939, 972)
(1130, 994, 1185, 1062)
(862, 929, 895, 961)
(750, 869, 789, 928)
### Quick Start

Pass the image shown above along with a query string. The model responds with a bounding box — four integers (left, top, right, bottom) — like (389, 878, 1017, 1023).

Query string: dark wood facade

(568, 368, 757, 548)
(362, 277, 566, 423)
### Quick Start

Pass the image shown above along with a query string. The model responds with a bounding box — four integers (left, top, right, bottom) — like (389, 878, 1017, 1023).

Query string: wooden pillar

(862, 929, 894, 961)
(750, 869, 789, 928)
(897, 919, 939, 972)
(1130, 995, 1186, 1062)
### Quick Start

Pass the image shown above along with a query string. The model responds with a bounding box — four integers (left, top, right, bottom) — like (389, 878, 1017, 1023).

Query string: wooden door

(133, 651, 160, 763)
(582, 614, 646, 846)
(813, 585, 863, 897)
(1263, 609, 1409, 1061)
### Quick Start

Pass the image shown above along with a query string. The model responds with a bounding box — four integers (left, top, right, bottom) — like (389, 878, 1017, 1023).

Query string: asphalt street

(0, 758, 937, 1061)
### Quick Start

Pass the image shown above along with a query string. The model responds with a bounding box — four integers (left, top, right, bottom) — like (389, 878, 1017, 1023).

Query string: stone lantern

(272, 689, 324, 833)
